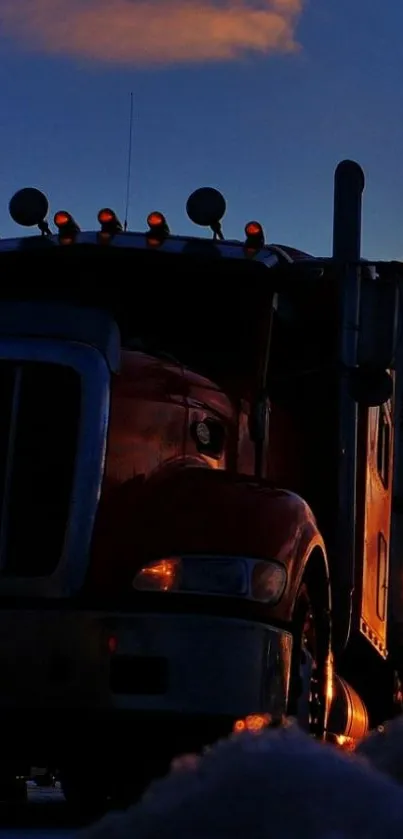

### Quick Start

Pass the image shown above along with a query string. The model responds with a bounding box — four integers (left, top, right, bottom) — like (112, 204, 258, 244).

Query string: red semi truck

(0, 160, 401, 809)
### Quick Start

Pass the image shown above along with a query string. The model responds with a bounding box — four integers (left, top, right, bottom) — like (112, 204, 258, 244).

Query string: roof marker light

(245, 221, 263, 237)
(147, 211, 170, 234)
(245, 221, 265, 243)
(146, 212, 170, 247)
(98, 208, 123, 233)
(244, 221, 265, 255)
(54, 211, 80, 235)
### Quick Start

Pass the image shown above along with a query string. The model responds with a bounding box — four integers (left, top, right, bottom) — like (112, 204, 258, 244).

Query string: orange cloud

(1, 0, 303, 66)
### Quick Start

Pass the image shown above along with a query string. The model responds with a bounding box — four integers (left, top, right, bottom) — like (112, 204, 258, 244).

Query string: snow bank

(357, 715, 403, 786)
(81, 721, 403, 839)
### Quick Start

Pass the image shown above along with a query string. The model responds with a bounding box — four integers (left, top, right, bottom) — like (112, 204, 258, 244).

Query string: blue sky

(0, 0, 402, 258)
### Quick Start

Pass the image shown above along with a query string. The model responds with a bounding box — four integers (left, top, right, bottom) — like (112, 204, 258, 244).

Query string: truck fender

(91, 466, 331, 623)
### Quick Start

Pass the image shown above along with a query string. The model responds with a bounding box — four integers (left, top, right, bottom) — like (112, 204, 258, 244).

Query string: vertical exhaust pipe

(332, 161, 365, 654)
(333, 160, 365, 262)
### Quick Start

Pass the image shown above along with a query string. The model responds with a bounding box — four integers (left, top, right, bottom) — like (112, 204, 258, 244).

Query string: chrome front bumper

(0, 609, 293, 721)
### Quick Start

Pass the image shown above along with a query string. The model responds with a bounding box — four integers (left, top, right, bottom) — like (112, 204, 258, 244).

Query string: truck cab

(0, 170, 400, 811)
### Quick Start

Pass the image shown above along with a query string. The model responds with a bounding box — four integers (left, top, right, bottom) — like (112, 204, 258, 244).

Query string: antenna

(124, 92, 134, 232)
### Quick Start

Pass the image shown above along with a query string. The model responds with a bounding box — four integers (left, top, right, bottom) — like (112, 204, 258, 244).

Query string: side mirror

(348, 367, 393, 407)
(248, 393, 271, 480)
(249, 393, 270, 444)
(358, 267, 398, 370)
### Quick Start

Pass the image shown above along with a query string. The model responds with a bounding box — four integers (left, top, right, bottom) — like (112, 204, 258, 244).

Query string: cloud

(1, 0, 303, 66)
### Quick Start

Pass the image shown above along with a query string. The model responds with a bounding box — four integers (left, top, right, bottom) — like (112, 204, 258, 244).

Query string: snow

(6, 719, 403, 839)
(81, 721, 403, 839)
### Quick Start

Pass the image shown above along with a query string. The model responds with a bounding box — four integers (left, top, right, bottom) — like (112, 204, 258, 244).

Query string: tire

(288, 583, 329, 738)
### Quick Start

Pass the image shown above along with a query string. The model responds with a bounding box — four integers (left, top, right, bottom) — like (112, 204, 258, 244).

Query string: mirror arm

(249, 390, 270, 480)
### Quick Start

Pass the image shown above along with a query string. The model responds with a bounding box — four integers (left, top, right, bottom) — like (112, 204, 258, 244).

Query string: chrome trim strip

(0, 338, 111, 597)
(0, 232, 279, 267)
(269, 244, 294, 263)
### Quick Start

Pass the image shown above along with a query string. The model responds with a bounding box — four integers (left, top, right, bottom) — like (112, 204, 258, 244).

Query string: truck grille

(0, 362, 80, 577)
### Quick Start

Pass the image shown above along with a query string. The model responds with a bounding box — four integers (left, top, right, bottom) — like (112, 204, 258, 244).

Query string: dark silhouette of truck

(0, 162, 401, 812)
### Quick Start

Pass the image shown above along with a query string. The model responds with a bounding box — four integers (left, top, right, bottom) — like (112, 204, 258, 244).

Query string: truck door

(358, 393, 394, 657)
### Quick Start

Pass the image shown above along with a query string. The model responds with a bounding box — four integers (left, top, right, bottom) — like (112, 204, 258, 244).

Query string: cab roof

(0, 230, 315, 266)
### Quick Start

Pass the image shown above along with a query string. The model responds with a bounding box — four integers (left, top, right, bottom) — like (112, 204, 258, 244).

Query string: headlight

(133, 559, 181, 592)
(133, 556, 287, 604)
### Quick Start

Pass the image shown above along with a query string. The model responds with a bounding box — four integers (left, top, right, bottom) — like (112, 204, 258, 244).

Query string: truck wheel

(60, 765, 109, 821)
(288, 583, 327, 738)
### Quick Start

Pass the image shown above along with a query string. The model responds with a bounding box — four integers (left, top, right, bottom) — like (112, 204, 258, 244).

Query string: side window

(377, 406, 391, 489)
(377, 532, 388, 621)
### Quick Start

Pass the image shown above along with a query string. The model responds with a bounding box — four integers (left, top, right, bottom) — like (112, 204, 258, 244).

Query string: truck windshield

(120, 250, 274, 388)
(0, 244, 275, 390)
